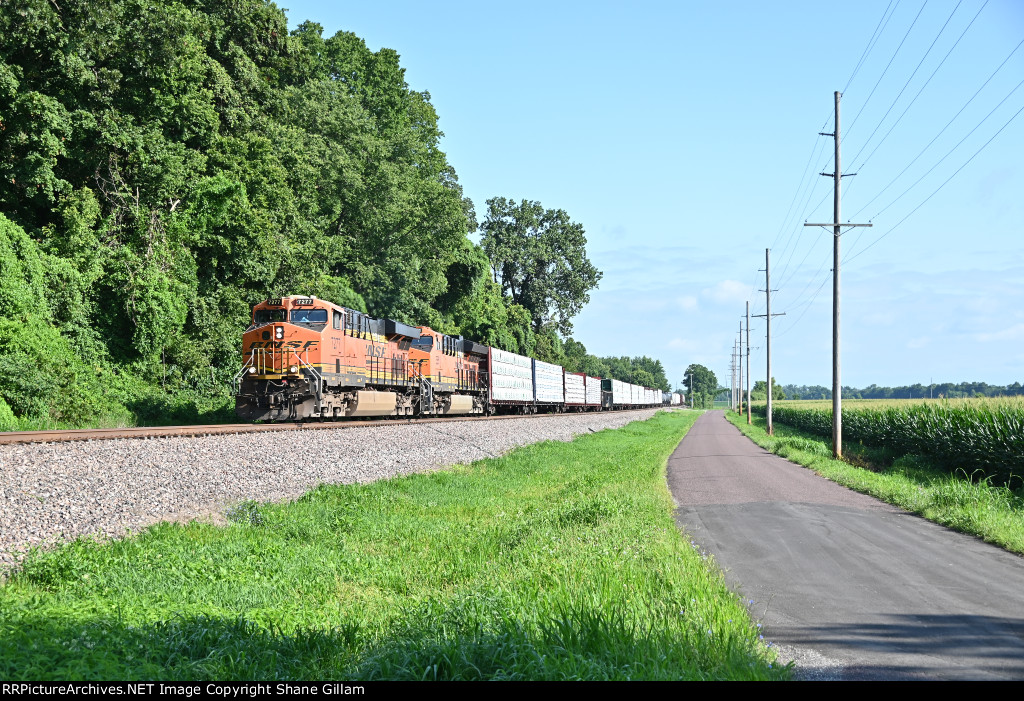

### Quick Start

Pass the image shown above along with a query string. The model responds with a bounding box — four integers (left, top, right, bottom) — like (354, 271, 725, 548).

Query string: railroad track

(0, 409, 658, 446)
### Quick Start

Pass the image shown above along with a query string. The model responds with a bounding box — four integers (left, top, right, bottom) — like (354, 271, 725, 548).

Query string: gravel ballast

(0, 410, 660, 570)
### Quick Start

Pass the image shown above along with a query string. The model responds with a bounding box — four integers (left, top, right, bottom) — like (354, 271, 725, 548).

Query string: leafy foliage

(480, 197, 602, 336)
(0, 0, 486, 425)
(751, 379, 785, 401)
(781, 381, 1024, 401)
(684, 364, 717, 409)
(0, 0, 667, 427)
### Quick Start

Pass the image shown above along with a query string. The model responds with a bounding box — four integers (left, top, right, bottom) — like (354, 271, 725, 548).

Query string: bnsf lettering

(248, 341, 319, 350)
(366, 345, 388, 358)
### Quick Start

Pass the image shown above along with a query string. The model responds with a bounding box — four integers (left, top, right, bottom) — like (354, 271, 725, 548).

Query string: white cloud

(700, 279, 752, 305)
(676, 295, 698, 311)
(667, 338, 700, 351)
(974, 324, 1024, 343)
(863, 310, 897, 326)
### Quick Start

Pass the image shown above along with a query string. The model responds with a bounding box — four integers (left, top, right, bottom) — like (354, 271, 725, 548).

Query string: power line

(779, 238, 830, 293)
(846, 1, 965, 172)
(773, 127, 842, 287)
(850, 1, 987, 176)
(765, 0, 905, 303)
(772, 139, 833, 281)
(844, 0, 928, 141)
(843, 0, 900, 94)
(762, 110, 836, 303)
(849, 35, 1024, 221)
(757, 2, 944, 340)
(803, 181, 839, 231)
(870, 74, 1024, 221)
(806, 92, 872, 459)
(769, 124, 831, 253)
(846, 99, 1024, 264)
(775, 268, 832, 339)
(752, 248, 785, 435)
(842, 3, 997, 256)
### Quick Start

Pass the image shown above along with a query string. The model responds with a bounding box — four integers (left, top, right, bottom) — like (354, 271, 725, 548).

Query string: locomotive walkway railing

(233, 347, 317, 388)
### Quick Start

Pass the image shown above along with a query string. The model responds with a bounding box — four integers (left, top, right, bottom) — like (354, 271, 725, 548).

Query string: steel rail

(0, 408, 660, 446)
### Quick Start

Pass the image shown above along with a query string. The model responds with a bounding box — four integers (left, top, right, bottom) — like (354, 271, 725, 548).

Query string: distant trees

(684, 364, 717, 409)
(555, 337, 670, 391)
(752, 379, 786, 401)
(780, 382, 1024, 400)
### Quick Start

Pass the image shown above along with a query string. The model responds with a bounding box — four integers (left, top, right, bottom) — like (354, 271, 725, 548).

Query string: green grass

(0, 410, 785, 680)
(726, 411, 1024, 555)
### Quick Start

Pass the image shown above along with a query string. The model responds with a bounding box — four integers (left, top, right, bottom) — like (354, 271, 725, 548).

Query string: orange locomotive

(235, 295, 488, 421)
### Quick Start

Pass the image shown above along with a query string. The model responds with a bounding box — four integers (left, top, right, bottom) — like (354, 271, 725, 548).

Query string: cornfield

(751, 399, 1024, 487)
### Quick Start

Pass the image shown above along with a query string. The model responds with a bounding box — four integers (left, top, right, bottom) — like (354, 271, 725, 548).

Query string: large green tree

(480, 197, 602, 335)
(0, 0, 479, 345)
(684, 363, 717, 409)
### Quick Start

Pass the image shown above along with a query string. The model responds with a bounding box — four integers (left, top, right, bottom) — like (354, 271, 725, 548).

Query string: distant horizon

(782, 379, 1022, 389)
(710, 378, 1023, 396)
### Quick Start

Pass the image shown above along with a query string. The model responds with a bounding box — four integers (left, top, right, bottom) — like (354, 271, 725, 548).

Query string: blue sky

(282, 1, 1024, 390)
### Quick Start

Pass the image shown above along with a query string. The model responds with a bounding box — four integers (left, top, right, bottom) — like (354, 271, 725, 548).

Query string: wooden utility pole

(805, 91, 872, 459)
(731, 341, 738, 410)
(728, 348, 732, 410)
(738, 322, 744, 415)
(734, 337, 740, 410)
(746, 301, 752, 424)
(753, 249, 784, 435)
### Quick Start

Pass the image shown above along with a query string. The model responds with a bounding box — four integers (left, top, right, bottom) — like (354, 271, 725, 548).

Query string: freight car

(234, 295, 664, 421)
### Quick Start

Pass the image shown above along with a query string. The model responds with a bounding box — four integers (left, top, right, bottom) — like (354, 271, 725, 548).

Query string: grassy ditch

(0, 410, 785, 680)
(726, 411, 1024, 555)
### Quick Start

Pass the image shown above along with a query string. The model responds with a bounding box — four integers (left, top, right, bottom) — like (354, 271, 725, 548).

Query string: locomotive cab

(241, 297, 325, 378)
(235, 296, 334, 421)
(408, 327, 487, 415)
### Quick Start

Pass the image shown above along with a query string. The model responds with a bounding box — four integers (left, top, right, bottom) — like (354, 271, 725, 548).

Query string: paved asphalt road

(668, 411, 1024, 680)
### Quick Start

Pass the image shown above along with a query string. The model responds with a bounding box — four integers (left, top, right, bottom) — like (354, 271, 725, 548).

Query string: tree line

(783, 382, 1024, 401)
(0, 0, 667, 430)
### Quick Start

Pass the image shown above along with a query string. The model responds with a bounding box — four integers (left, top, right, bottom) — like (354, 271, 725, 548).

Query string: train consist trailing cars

(235, 295, 667, 421)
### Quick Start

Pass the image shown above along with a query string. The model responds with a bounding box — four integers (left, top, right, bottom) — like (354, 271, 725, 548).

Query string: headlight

(289, 365, 298, 374)
(275, 326, 284, 339)
(247, 367, 256, 374)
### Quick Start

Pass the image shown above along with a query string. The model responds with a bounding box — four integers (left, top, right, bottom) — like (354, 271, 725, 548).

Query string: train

(234, 295, 672, 421)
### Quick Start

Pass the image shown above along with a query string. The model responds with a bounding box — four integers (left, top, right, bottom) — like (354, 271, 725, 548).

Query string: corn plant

(752, 399, 1024, 487)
